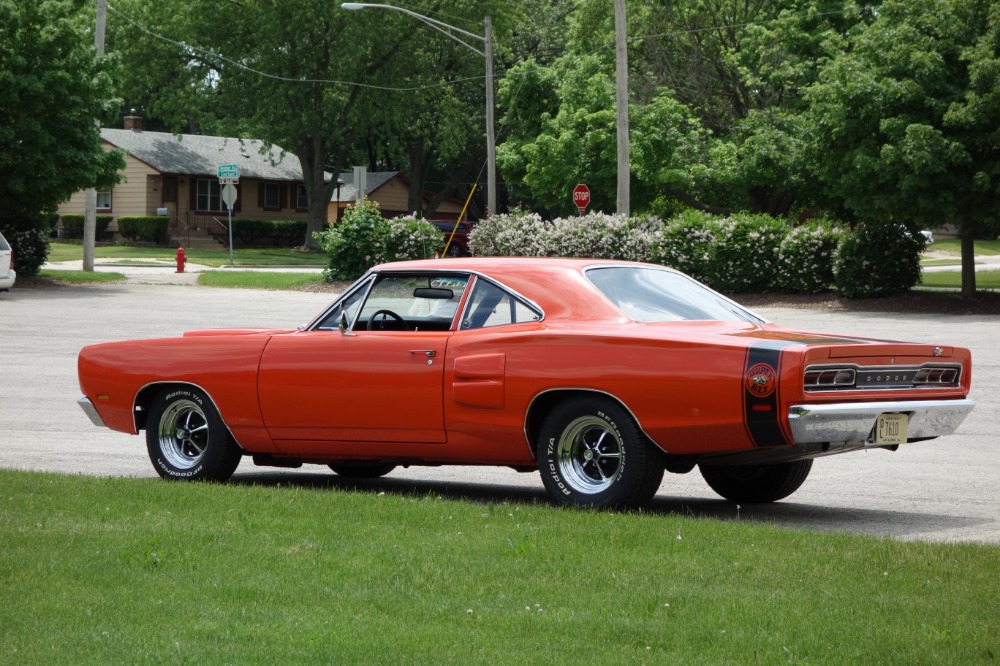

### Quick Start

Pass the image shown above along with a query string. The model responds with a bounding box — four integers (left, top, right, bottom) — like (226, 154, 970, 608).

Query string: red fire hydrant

(175, 247, 187, 273)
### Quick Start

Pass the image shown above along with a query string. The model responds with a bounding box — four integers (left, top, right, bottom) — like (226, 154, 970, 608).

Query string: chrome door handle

(409, 349, 436, 357)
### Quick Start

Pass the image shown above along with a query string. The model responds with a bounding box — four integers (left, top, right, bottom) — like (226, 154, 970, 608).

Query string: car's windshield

(586, 266, 764, 323)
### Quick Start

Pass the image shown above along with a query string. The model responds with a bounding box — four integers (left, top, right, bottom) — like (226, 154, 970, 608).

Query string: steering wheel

(367, 309, 409, 331)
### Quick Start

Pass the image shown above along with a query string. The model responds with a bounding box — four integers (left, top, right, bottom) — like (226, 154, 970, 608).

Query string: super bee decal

(743, 342, 794, 447)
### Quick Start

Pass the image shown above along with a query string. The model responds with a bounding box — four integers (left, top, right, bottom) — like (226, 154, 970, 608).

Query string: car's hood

(182, 328, 290, 338)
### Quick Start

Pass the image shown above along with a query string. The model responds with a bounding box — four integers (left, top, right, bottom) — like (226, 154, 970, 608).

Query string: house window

(96, 189, 112, 211)
(296, 184, 309, 210)
(262, 182, 282, 210)
(196, 179, 224, 212)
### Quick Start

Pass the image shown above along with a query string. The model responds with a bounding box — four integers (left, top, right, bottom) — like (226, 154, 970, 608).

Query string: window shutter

(257, 181, 264, 209)
(280, 183, 287, 210)
(189, 178, 198, 211)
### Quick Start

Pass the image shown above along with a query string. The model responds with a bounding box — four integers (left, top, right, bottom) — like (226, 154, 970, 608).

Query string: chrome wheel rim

(555, 416, 624, 494)
(157, 399, 209, 470)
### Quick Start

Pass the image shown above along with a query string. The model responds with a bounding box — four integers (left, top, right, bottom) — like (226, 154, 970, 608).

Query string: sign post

(572, 184, 591, 216)
(218, 165, 240, 264)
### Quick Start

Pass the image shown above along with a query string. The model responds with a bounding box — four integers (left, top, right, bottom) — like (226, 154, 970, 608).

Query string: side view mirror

(338, 312, 356, 337)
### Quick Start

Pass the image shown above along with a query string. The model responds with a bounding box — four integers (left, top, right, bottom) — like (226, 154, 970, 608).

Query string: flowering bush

(707, 214, 788, 293)
(776, 222, 845, 294)
(468, 210, 547, 256)
(385, 215, 444, 262)
(314, 200, 391, 281)
(833, 223, 926, 298)
(314, 201, 444, 281)
(651, 209, 717, 283)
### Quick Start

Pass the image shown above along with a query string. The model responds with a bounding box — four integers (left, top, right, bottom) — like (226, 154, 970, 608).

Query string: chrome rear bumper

(788, 399, 975, 446)
(78, 396, 107, 428)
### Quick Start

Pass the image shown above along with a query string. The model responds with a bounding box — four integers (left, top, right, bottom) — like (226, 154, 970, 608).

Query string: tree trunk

(960, 221, 977, 298)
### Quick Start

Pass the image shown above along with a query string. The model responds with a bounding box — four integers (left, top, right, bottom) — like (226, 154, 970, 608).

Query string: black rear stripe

(743, 342, 793, 447)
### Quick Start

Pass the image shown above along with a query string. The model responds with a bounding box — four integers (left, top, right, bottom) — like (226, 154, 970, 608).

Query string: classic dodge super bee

(78, 258, 974, 508)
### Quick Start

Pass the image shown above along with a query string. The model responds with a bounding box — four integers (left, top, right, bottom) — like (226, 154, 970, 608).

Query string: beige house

(328, 171, 468, 223)
(58, 116, 313, 248)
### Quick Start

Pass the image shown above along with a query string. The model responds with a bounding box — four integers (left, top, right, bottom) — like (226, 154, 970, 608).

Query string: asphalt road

(2, 282, 997, 544)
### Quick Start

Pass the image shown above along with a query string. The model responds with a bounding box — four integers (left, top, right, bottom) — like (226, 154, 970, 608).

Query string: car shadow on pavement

(230, 470, 989, 541)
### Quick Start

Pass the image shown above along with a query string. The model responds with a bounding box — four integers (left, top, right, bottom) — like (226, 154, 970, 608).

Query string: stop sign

(572, 184, 591, 213)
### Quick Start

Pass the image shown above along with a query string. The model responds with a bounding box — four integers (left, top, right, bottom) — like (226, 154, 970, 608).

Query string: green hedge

(0, 211, 57, 277)
(833, 223, 925, 298)
(314, 200, 442, 281)
(117, 216, 168, 244)
(471, 209, 854, 295)
(231, 219, 308, 247)
(58, 214, 113, 240)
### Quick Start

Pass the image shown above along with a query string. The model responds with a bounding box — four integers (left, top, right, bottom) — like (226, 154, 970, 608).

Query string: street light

(341, 2, 496, 216)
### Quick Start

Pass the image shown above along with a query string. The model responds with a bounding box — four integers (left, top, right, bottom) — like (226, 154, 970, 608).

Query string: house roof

(330, 171, 399, 202)
(101, 128, 308, 181)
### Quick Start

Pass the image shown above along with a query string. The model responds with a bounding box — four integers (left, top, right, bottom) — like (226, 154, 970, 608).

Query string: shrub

(58, 214, 112, 240)
(833, 223, 926, 298)
(707, 214, 788, 293)
(314, 200, 390, 280)
(385, 215, 443, 261)
(776, 222, 846, 294)
(0, 211, 56, 276)
(651, 209, 717, 283)
(117, 216, 168, 244)
(537, 213, 661, 262)
(230, 219, 308, 247)
(468, 210, 547, 256)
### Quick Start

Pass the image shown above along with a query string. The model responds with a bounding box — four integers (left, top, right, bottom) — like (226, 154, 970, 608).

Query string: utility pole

(83, 0, 107, 272)
(614, 0, 629, 216)
(484, 15, 496, 216)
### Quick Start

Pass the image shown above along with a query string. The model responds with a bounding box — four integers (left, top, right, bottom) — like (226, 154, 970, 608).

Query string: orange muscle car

(78, 258, 974, 508)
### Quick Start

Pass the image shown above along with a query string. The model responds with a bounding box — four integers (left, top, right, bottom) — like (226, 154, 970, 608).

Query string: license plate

(875, 413, 908, 445)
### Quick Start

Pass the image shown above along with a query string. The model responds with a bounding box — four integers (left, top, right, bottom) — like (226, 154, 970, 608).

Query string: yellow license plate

(875, 413, 908, 445)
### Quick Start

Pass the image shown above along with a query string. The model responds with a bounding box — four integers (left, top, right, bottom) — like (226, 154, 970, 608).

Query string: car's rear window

(0, 234, 10, 252)
(585, 266, 764, 323)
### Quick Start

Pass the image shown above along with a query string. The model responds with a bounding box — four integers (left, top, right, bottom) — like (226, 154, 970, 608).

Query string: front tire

(537, 397, 664, 509)
(699, 459, 813, 503)
(146, 386, 241, 481)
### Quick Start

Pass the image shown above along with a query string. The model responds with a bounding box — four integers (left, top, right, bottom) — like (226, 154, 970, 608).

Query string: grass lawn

(197, 270, 326, 290)
(2, 469, 997, 664)
(37, 269, 126, 284)
(47, 242, 328, 267)
(920, 270, 1000, 290)
(925, 239, 1000, 256)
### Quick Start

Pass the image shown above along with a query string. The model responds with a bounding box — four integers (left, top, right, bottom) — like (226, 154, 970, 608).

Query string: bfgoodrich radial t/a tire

(537, 396, 665, 509)
(699, 459, 813, 503)
(146, 386, 242, 481)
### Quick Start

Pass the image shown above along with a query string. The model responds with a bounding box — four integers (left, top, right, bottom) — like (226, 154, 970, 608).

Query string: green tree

(108, 0, 418, 248)
(805, 0, 1000, 296)
(0, 0, 123, 217)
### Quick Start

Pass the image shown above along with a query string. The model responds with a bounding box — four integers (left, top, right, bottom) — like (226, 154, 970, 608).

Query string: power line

(107, 2, 488, 93)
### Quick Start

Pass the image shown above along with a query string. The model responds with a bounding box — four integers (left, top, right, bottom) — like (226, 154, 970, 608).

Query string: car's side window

(359, 274, 470, 332)
(460, 279, 540, 329)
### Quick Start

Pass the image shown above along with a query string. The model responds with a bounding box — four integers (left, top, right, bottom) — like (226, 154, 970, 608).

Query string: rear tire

(699, 459, 813, 503)
(537, 397, 664, 509)
(146, 387, 241, 481)
(328, 462, 397, 478)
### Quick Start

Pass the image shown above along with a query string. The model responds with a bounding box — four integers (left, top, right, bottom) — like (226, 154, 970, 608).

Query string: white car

(0, 232, 16, 291)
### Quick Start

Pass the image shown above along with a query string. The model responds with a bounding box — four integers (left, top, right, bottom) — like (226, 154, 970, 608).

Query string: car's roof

(372, 257, 668, 324)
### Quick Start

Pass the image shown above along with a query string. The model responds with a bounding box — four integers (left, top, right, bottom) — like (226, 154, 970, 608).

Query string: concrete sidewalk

(43, 258, 324, 285)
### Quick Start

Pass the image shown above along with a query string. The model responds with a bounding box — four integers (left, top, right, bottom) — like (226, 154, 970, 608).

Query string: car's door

(257, 330, 449, 444)
(256, 271, 470, 447)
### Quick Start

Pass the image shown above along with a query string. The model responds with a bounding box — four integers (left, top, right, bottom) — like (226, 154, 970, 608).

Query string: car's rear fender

(524, 388, 663, 458)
